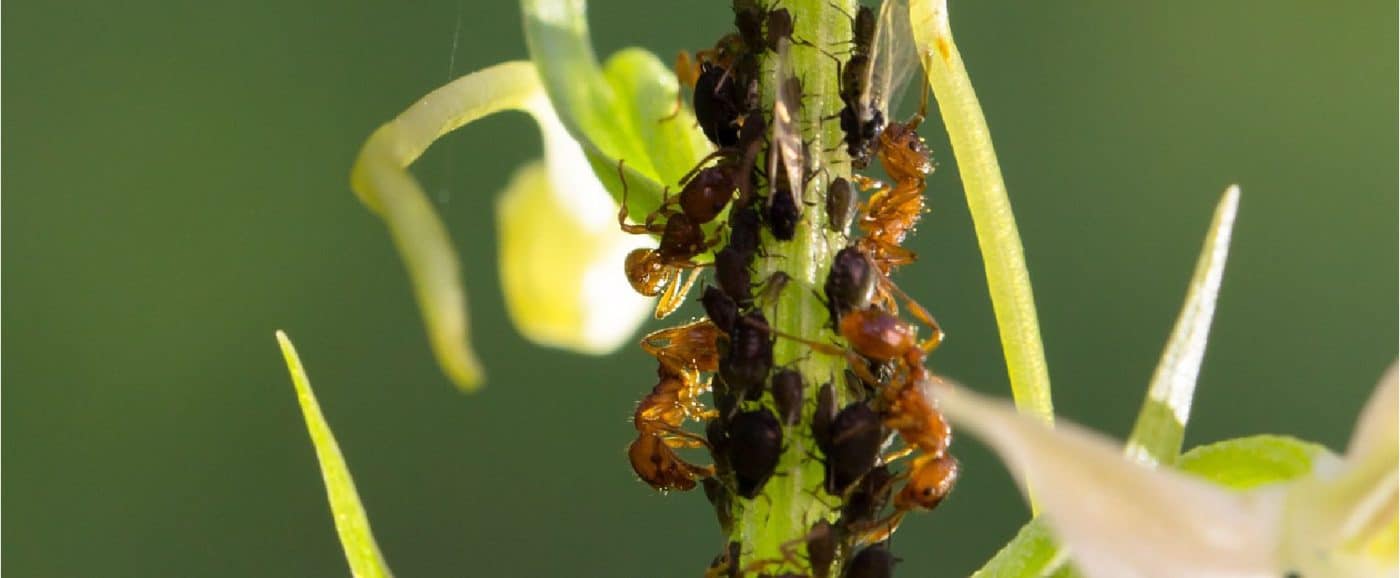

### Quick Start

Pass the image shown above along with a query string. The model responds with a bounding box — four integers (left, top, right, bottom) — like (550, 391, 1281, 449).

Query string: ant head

(894, 456, 959, 512)
(624, 248, 669, 296)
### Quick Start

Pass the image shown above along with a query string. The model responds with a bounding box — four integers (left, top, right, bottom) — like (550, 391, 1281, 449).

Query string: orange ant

(628, 318, 725, 492)
(853, 80, 934, 278)
(628, 363, 715, 492)
(616, 162, 726, 319)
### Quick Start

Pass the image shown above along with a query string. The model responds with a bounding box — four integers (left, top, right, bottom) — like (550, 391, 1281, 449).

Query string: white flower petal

(1278, 362, 1399, 577)
(927, 378, 1282, 578)
(494, 96, 653, 355)
(1348, 362, 1398, 464)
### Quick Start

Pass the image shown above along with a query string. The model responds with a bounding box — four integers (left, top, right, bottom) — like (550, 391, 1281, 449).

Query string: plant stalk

(731, 0, 857, 575)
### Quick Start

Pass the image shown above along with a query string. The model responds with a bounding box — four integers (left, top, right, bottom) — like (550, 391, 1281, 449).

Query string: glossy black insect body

(766, 172, 801, 241)
(827, 177, 858, 234)
(844, 543, 895, 578)
(702, 285, 739, 334)
(807, 520, 839, 578)
(825, 403, 883, 494)
(714, 245, 754, 307)
(842, 464, 894, 528)
(824, 246, 877, 323)
(719, 310, 773, 399)
(728, 203, 762, 255)
(727, 408, 783, 498)
(694, 62, 747, 147)
(770, 369, 804, 425)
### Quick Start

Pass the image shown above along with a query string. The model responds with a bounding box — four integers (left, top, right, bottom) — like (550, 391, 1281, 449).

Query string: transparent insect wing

(768, 38, 805, 208)
(863, 0, 918, 120)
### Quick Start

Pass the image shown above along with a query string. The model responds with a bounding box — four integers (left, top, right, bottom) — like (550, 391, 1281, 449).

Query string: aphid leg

(753, 271, 792, 307)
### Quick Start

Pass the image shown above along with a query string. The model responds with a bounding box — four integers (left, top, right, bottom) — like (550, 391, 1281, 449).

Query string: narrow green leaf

(973, 519, 1067, 578)
(350, 61, 547, 390)
(908, 0, 1054, 512)
(1125, 186, 1240, 465)
(277, 331, 394, 578)
(1176, 434, 1328, 490)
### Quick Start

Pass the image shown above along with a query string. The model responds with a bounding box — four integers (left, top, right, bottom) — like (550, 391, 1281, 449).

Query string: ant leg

(653, 268, 688, 319)
(678, 149, 728, 186)
(654, 267, 702, 319)
(881, 279, 944, 351)
(851, 174, 888, 194)
(907, 70, 931, 130)
(656, 426, 711, 449)
(880, 445, 916, 464)
(660, 51, 698, 122)
(616, 160, 662, 235)
(849, 511, 907, 548)
(743, 317, 886, 387)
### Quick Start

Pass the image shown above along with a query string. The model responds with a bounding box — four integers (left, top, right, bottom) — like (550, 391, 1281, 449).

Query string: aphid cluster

(620, 1, 955, 576)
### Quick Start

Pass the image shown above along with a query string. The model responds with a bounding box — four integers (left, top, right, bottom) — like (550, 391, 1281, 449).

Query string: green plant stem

(732, 0, 855, 575)
(910, 0, 1054, 511)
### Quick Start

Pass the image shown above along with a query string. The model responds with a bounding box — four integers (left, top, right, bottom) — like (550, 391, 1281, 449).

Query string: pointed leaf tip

(1126, 185, 1240, 465)
(277, 332, 394, 578)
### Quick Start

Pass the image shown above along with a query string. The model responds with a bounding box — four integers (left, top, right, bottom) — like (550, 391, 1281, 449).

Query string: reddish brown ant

(853, 84, 934, 278)
(628, 364, 715, 492)
(640, 317, 723, 375)
(616, 162, 727, 319)
(628, 318, 726, 492)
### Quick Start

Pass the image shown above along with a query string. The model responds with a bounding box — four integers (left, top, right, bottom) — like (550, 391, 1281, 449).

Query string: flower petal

(929, 378, 1282, 578)
(1347, 362, 1398, 465)
(496, 96, 653, 354)
(1278, 362, 1399, 576)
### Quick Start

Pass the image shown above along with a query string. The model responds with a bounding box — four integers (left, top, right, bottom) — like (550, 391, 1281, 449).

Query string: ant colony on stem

(619, 1, 955, 576)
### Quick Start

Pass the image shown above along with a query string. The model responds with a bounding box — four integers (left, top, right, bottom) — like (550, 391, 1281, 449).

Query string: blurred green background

(4, 0, 1395, 576)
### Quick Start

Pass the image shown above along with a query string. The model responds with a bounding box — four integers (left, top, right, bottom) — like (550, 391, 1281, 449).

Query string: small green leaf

(1125, 186, 1240, 466)
(602, 48, 713, 187)
(909, 0, 1054, 512)
(1176, 434, 1328, 490)
(973, 518, 1066, 578)
(277, 331, 394, 578)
